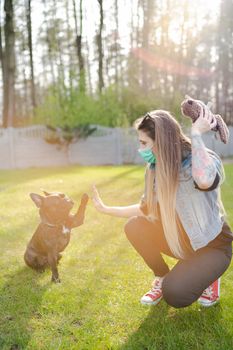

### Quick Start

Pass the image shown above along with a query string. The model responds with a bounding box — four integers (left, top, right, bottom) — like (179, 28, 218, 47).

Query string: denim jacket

(140, 149, 225, 251)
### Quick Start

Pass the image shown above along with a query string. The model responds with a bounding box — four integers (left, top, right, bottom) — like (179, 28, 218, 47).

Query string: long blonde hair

(135, 110, 193, 258)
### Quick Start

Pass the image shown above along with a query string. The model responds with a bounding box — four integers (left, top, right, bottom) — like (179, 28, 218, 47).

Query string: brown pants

(124, 216, 232, 308)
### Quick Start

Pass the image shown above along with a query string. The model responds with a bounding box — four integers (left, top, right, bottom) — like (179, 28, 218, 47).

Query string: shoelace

(202, 285, 214, 299)
(151, 280, 162, 295)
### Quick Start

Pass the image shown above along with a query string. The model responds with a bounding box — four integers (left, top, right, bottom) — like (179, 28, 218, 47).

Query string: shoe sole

(140, 296, 163, 306)
(198, 299, 220, 308)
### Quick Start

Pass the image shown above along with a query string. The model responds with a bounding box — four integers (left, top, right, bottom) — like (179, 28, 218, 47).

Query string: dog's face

(30, 191, 74, 225)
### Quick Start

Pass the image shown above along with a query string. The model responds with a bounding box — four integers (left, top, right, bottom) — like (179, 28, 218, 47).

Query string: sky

(0, 0, 221, 116)
(29, 0, 134, 83)
(30, 0, 221, 82)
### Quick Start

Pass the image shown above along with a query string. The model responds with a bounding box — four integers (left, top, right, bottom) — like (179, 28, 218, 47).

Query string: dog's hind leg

(36, 255, 48, 272)
(57, 253, 63, 264)
(47, 252, 60, 283)
(24, 249, 38, 270)
(24, 250, 48, 272)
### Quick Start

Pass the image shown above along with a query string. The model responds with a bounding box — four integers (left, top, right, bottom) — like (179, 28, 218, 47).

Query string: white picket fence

(0, 125, 232, 169)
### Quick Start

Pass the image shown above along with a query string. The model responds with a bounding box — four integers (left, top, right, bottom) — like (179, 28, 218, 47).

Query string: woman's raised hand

(191, 105, 217, 136)
(92, 185, 107, 213)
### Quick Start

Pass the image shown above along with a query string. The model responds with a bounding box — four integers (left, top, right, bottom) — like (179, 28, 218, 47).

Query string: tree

(97, 0, 104, 93)
(216, 0, 233, 125)
(73, 0, 85, 92)
(25, 0, 36, 111)
(2, 0, 16, 127)
(141, 0, 155, 93)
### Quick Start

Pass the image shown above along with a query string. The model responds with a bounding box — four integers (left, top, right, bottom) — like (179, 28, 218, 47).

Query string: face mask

(138, 147, 156, 164)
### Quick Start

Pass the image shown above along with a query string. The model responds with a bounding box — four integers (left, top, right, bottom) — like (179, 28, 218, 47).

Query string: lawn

(0, 164, 232, 350)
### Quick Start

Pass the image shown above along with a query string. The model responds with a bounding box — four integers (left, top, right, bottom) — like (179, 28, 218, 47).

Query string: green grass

(0, 164, 232, 350)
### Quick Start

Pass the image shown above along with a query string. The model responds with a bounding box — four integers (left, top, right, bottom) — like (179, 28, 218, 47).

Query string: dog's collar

(41, 221, 71, 234)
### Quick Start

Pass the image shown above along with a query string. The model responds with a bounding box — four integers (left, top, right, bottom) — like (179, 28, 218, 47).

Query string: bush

(33, 83, 187, 128)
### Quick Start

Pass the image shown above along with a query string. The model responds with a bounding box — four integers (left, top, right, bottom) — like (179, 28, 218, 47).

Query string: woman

(92, 104, 233, 308)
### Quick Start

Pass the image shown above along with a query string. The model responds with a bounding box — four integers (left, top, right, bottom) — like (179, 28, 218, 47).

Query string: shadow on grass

(0, 267, 50, 350)
(67, 164, 143, 198)
(0, 164, 143, 189)
(95, 165, 143, 188)
(117, 301, 233, 350)
(0, 166, 77, 186)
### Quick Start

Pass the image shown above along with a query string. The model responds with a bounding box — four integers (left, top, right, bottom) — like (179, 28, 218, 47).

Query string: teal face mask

(138, 147, 156, 164)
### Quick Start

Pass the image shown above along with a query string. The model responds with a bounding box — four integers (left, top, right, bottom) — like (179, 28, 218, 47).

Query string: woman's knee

(124, 216, 145, 239)
(162, 277, 195, 308)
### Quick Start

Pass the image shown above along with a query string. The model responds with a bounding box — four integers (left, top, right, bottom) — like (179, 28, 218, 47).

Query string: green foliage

(120, 86, 158, 125)
(34, 85, 125, 128)
(33, 82, 188, 129)
(44, 124, 97, 147)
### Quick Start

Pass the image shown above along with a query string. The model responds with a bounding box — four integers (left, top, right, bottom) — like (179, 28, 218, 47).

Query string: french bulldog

(24, 190, 88, 283)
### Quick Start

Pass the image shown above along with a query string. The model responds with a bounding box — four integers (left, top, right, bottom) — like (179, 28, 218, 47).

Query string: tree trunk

(141, 0, 154, 94)
(52, 0, 65, 93)
(26, 0, 36, 111)
(73, 0, 85, 92)
(217, 0, 233, 125)
(97, 0, 104, 93)
(3, 0, 16, 127)
(85, 37, 93, 96)
(0, 1, 5, 111)
(114, 0, 119, 91)
(42, 0, 56, 87)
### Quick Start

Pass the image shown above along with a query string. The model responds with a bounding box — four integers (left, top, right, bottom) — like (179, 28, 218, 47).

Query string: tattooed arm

(191, 105, 218, 189)
(191, 133, 217, 188)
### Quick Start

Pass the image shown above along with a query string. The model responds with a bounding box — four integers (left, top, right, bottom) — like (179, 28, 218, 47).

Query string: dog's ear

(30, 193, 44, 208)
(43, 191, 51, 196)
(40, 188, 51, 196)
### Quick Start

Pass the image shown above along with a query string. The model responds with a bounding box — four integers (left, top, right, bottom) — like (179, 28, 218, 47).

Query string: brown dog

(24, 190, 88, 283)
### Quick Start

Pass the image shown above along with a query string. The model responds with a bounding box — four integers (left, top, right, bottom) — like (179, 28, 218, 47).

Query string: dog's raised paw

(81, 193, 89, 204)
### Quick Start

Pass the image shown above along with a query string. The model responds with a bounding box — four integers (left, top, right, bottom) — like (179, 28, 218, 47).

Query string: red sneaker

(198, 278, 220, 307)
(140, 277, 163, 305)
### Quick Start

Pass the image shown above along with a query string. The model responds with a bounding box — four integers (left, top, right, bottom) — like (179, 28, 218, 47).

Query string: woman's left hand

(91, 185, 108, 213)
(191, 105, 217, 136)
